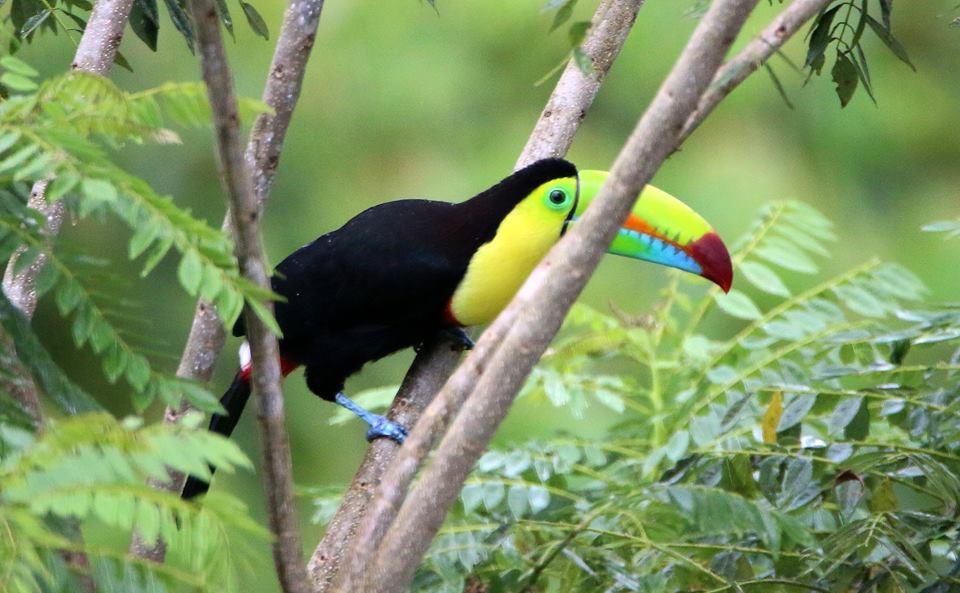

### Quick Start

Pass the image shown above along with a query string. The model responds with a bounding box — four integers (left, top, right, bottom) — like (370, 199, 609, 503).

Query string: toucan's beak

(572, 170, 733, 293)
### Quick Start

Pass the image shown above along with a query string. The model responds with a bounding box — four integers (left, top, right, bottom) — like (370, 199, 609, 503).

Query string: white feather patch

(239, 341, 251, 371)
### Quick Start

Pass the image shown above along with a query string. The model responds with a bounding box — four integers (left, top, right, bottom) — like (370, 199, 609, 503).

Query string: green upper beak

(571, 170, 733, 292)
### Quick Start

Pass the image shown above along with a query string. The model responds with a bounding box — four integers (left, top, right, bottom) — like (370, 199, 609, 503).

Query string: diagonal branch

(335, 1, 835, 584)
(349, 1, 760, 591)
(679, 0, 833, 142)
(316, 1, 645, 590)
(186, 1, 309, 592)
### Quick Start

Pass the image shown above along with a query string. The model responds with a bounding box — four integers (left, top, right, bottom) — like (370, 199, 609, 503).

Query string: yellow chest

(449, 206, 560, 326)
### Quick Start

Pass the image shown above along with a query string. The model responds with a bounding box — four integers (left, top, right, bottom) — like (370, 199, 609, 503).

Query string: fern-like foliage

(0, 412, 267, 593)
(1, 0, 269, 64)
(315, 200, 960, 592)
(0, 57, 276, 412)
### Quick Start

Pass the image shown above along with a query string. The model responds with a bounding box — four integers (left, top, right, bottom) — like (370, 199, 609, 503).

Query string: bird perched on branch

(181, 158, 732, 499)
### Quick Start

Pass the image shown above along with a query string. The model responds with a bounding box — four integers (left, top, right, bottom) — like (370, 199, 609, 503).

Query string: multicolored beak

(572, 170, 733, 292)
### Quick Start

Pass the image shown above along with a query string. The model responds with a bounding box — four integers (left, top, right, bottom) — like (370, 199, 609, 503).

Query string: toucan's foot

(365, 416, 408, 443)
(442, 327, 475, 351)
(334, 392, 407, 444)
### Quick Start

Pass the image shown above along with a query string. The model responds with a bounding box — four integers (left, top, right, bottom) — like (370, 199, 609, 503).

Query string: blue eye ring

(545, 187, 570, 210)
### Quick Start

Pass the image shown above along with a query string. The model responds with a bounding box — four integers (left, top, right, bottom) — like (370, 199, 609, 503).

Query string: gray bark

(350, 1, 760, 591)
(187, 1, 310, 591)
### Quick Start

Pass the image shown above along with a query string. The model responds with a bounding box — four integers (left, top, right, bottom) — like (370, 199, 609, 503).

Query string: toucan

(180, 158, 732, 499)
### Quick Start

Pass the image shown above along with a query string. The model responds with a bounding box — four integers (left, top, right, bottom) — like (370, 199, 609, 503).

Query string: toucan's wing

(234, 199, 486, 348)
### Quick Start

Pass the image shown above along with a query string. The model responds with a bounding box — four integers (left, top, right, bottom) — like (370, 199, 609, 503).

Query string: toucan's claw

(334, 392, 407, 444)
(442, 327, 475, 351)
(365, 416, 408, 443)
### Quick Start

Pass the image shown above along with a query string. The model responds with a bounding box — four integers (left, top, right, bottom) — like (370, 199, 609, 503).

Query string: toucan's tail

(181, 372, 251, 500)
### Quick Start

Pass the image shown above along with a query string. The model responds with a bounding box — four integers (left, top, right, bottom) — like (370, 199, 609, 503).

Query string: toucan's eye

(546, 188, 569, 209)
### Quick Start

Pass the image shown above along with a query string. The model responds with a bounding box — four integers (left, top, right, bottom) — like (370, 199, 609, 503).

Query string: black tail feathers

(181, 372, 251, 500)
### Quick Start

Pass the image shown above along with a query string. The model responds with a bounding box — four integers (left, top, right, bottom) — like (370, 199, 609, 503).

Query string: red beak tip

(690, 231, 733, 293)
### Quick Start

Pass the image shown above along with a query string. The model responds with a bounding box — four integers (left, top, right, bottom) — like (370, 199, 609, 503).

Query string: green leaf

(714, 289, 762, 320)
(571, 47, 592, 76)
(113, 51, 134, 73)
(0, 130, 23, 155)
(528, 485, 550, 513)
(482, 481, 505, 510)
(19, 9, 51, 38)
(125, 353, 152, 394)
(461, 483, 483, 514)
(542, 0, 572, 11)
(177, 250, 203, 295)
(921, 220, 960, 234)
(81, 178, 119, 205)
(215, 0, 233, 36)
(55, 278, 84, 315)
(48, 171, 81, 201)
(851, 44, 876, 104)
(549, 0, 577, 32)
(664, 430, 690, 462)
(805, 5, 840, 73)
(755, 237, 818, 273)
(0, 55, 38, 77)
(764, 63, 794, 110)
(506, 485, 528, 519)
(739, 261, 790, 297)
(162, 0, 195, 51)
(0, 143, 40, 172)
(777, 394, 817, 432)
(864, 14, 915, 71)
(240, 1, 269, 40)
(246, 296, 282, 336)
(844, 398, 870, 440)
(130, 0, 159, 52)
(828, 396, 864, 435)
(833, 284, 886, 317)
(879, 0, 892, 30)
(567, 20, 590, 48)
(0, 291, 100, 414)
(831, 53, 858, 107)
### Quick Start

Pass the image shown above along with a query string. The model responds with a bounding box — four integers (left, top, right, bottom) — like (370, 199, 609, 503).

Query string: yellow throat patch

(448, 179, 575, 326)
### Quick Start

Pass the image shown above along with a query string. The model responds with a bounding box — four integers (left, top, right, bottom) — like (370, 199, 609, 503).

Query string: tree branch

(321, 1, 644, 590)
(307, 342, 462, 592)
(186, 1, 310, 592)
(351, 1, 759, 591)
(0, 0, 134, 423)
(133, 0, 325, 563)
(679, 0, 833, 143)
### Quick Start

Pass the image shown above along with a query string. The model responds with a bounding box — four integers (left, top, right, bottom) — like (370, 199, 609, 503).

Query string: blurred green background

(11, 0, 958, 588)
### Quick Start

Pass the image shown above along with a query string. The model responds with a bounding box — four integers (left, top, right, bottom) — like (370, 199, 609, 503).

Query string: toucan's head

(520, 166, 733, 292)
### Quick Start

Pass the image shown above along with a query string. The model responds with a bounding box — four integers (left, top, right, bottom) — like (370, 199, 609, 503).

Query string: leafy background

(1, 1, 958, 591)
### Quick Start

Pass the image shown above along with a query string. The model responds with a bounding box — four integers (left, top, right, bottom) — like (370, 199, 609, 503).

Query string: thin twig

(134, 0, 326, 563)
(353, 1, 759, 591)
(186, 1, 309, 592)
(327, 2, 645, 590)
(679, 0, 834, 144)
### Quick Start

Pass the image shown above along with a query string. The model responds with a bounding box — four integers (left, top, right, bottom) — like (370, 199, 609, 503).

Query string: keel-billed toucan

(180, 158, 732, 499)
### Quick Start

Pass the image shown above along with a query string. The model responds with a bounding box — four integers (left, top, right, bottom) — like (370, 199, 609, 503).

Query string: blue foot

(334, 392, 408, 444)
(365, 416, 408, 443)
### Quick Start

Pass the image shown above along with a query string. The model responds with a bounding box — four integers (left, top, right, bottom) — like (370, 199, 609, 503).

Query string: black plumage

(182, 158, 577, 499)
(237, 158, 576, 400)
